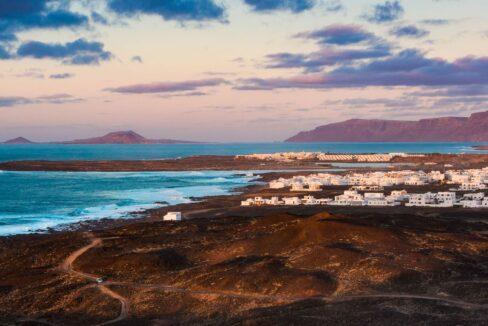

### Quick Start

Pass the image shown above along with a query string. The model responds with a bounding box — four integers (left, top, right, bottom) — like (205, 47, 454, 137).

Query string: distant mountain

(3, 137, 34, 144)
(61, 131, 197, 144)
(286, 111, 488, 142)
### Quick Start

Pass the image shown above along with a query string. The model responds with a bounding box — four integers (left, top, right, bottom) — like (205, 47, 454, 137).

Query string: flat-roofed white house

(241, 199, 254, 206)
(365, 198, 390, 206)
(317, 198, 332, 205)
(291, 183, 305, 191)
(331, 190, 365, 206)
(303, 195, 318, 205)
(240, 197, 267, 206)
(405, 176, 427, 186)
(407, 192, 456, 207)
(482, 198, 488, 207)
(269, 180, 286, 189)
(460, 182, 486, 191)
(283, 197, 302, 205)
(463, 193, 485, 200)
(164, 212, 182, 221)
(437, 192, 456, 202)
(363, 193, 389, 206)
(386, 190, 409, 203)
(364, 193, 385, 199)
(461, 200, 482, 208)
(266, 197, 283, 206)
(407, 193, 435, 207)
(308, 183, 322, 192)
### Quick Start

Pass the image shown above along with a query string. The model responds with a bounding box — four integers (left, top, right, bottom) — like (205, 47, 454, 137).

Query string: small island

(1, 131, 198, 145)
(2, 137, 35, 144)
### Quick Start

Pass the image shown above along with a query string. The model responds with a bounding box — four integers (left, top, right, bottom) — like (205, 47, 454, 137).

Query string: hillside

(2, 137, 34, 144)
(286, 111, 488, 142)
(61, 131, 197, 144)
(2, 131, 196, 145)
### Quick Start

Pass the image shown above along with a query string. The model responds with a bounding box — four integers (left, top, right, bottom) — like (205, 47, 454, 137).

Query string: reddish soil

(0, 156, 329, 172)
(0, 153, 487, 172)
(0, 205, 487, 325)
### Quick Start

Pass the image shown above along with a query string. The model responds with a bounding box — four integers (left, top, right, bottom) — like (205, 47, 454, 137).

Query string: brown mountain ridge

(286, 111, 488, 142)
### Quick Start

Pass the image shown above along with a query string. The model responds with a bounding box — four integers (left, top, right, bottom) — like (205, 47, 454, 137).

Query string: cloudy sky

(0, 0, 487, 142)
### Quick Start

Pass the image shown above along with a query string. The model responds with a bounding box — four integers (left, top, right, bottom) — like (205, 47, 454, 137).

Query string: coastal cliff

(287, 111, 488, 142)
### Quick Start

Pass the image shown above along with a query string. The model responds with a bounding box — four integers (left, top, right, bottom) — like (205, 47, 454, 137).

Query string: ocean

(1, 142, 486, 236)
(0, 170, 258, 236)
(0, 142, 486, 162)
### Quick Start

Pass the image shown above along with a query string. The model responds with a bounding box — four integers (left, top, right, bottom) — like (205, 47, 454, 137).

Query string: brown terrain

(391, 153, 488, 169)
(0, 155, 331, 172)
(286, 111, 488, 142)
(1, 153, 488, 172)
(0, 169, 488, 325)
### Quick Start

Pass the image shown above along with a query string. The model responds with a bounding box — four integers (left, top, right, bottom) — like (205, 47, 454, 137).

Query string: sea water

(0, 142, 486, 162)
(0, 170, 257, 236)
(0, 142, 486, 236)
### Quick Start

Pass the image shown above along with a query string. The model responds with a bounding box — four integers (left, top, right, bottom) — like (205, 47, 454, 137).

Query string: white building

(291, 183, 305, 191)
(308, 183, 322, 192)
(303, 195, 318, 205)
(482, 198, 488, 207)
(463, 193, 485, 200)
(363, 193, 390, 206)
(461, 200, 482, 208)
(437, 192, 456, 202)
(241, 197, 267, 206)
(283, 197, 302, 205)
(386, 190, 409, 203)
(407, 193, 435, 207)
(269, 180, 286, 189)
(331, 190, 365, 206)
(164, 212, 182, 221)
(265, 197, 283, 206)
(407, 192, 456, 207)
(460, 182, 486, 191)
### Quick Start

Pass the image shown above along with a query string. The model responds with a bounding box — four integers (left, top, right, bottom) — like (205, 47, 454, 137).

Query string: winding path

(106, 280, 488, 310)
(60, 233, 130, 325)
(60, 233, 487, 325)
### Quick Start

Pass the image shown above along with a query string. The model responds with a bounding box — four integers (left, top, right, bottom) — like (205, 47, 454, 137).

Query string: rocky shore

(1, 153, 488, 172)
(0, 156, 487, 325)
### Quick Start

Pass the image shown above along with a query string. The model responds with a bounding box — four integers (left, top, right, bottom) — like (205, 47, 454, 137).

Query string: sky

(0, 0, 487, 142)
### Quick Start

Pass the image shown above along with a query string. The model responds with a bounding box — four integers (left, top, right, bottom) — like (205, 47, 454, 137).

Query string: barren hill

(61, 131, 197, 144)
(2, 137, 34, 144)
(287, 111, 488, 142)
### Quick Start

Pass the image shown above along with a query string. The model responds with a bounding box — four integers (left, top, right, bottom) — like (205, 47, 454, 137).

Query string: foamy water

(0, 171, 258, 236)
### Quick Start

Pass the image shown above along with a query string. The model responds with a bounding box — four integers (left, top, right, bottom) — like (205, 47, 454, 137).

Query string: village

(236, 152, 425, 162)
(241, 167, 488, 209)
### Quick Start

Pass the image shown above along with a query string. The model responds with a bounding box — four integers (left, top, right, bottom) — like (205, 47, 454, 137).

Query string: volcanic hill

(287, 111, 488, 142)
(2, 137, 34, 144)
(61, 131, 196, 144)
